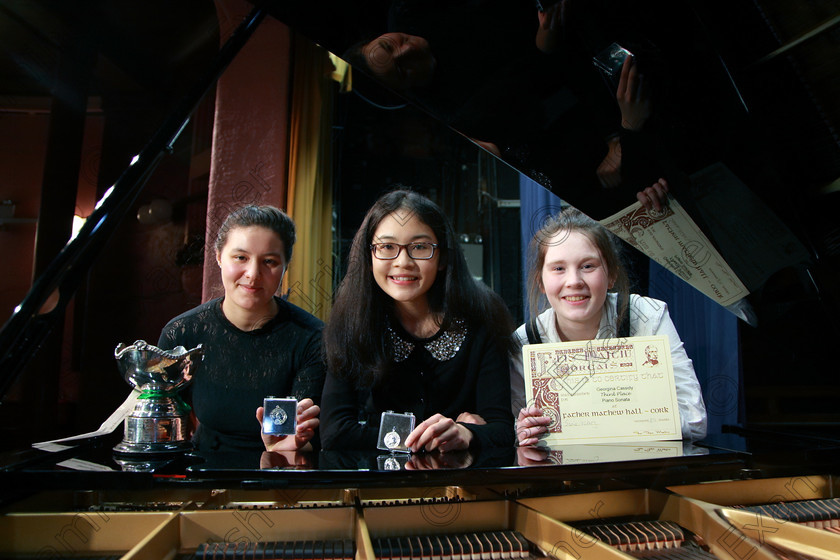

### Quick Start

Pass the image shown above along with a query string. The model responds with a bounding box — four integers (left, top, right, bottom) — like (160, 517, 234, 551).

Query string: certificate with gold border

(523, 335, 681, 445)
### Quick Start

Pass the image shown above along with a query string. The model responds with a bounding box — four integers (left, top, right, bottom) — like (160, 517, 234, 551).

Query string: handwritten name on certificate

(523, 335, 681, 445)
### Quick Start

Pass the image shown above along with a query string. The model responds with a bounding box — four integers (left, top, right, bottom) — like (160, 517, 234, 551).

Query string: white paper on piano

(523, 335, 681, 445)
(56, 458, 116, 472)
(32, 389, 140, 452)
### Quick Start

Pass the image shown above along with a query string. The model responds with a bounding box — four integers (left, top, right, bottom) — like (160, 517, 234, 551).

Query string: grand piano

(1, 1, 839, 558)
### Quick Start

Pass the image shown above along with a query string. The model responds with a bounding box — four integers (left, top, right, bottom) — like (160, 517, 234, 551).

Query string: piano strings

(193, 539, 354, 560)
(731, 497, 840, 560)
(371, 530, 532, 560)
(190, 530, 533, 560)
(576, 520, 716, 559)
(361, 496, 466, 508)
(733, 497, 840, 532)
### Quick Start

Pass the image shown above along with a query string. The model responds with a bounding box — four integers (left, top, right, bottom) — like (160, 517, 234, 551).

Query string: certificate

(523, 335, 681, 445)
(599, 196, 748, 307)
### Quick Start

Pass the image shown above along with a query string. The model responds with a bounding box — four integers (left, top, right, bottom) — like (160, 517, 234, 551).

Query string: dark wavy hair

(323, 189, 516, 386)
(527, 207, 630, 333)
(214, 205, 296, 264)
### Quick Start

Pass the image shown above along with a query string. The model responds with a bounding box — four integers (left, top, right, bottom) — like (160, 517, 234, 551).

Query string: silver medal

(383, 427, 401, 449)
(270, 405, 288, 426)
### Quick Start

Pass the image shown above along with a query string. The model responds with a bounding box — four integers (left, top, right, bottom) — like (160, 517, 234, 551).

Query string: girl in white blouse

(512, 206, 707, 445)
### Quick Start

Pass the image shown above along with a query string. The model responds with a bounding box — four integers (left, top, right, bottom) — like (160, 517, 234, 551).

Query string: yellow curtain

(284, 34, 335, 321)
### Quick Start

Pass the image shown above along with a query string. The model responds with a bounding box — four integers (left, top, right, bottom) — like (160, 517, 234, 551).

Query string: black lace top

(320, 318, 514, 450)
(158, 296, 325, 452)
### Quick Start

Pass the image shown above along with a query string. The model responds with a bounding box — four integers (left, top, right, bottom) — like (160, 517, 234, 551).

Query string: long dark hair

(323, 189, 515, 385)
(527, 207, 630, 334)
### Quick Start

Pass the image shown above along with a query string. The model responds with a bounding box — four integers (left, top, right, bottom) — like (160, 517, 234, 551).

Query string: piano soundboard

(1, 477, 839, 559)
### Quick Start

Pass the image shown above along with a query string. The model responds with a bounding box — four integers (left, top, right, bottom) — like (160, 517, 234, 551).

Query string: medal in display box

(377, 411, 415, 453)
(262, 396, 298, 436)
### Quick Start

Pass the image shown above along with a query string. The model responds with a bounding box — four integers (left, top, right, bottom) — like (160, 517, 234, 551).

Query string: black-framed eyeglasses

(370, 242, 439, 260)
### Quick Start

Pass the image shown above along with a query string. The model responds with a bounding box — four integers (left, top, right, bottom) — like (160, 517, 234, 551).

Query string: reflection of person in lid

(534, 10, 660, 217)
(359, 32, 437, 91)
(342, 0, 538, 120)
(643, 345, 659, 367)
(345, 0, 663, 217)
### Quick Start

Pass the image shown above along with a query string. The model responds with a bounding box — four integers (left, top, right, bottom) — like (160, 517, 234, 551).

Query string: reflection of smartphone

(593, 42, 633, 78)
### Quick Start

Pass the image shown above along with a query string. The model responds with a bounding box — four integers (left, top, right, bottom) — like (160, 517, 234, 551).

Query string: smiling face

(362, 32, 436, 90)
(217, 225, 287, 329)
(541, 230, 614, 340)
(371, 210, 441, 312)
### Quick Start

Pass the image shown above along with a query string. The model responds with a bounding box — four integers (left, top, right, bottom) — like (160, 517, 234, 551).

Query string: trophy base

(113, 439, 193, 455)
(115, 412, 192, 455)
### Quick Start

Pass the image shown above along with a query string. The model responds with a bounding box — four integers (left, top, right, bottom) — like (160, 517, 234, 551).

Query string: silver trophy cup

(113, 340, 203, 454)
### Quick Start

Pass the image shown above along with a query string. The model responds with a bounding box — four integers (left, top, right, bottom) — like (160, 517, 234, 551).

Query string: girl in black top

(321, 190, 516, 452)
(159, 205, 324, 453)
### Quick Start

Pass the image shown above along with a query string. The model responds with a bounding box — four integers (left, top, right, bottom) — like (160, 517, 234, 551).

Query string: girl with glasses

(321, 190, 516, 452)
